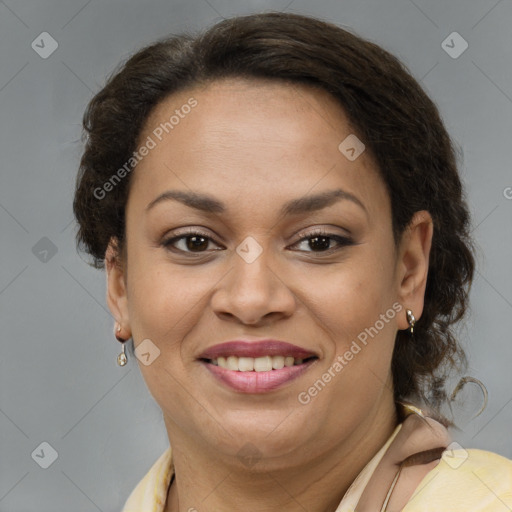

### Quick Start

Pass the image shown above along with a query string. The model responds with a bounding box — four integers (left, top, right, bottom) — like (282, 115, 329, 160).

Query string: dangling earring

(406, 309, 416, 335)
(115, 323, 128, 366)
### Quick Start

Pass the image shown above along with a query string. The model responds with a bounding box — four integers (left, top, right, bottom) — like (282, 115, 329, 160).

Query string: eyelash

(161, 227, 353, 256)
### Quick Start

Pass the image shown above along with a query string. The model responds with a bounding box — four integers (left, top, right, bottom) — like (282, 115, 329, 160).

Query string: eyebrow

(145, 188, 368, 217)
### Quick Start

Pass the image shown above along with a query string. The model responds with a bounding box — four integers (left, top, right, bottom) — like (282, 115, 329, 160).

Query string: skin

(105, 78, 433, 512)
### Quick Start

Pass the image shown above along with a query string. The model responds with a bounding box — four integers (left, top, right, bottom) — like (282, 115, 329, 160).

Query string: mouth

(197, 340, 319, 393)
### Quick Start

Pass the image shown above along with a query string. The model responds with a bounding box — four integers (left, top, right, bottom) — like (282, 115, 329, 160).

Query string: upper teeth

(212, 355, 304, 372)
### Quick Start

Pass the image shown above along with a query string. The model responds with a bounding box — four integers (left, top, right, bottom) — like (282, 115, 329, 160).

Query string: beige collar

(354, 409, 451, 511)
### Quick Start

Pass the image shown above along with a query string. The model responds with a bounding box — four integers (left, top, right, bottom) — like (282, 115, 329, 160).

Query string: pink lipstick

(198, 339, 318, 393)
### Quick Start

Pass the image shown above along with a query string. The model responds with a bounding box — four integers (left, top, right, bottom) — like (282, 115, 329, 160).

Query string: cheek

(126, 247, 220, 354)
(310, 255, 395, 340)
(125, 243, 184, 340)
(305, 249, 398, 401)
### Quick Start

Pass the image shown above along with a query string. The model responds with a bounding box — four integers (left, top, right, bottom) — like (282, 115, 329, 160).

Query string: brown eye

(185, 235, 209, 251)
(308, 235, 332, 252)
(162, 230, 223, 254)
(292, 229, 353, 253)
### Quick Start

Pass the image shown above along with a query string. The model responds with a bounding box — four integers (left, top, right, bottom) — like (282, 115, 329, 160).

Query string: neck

(164, 394, 398, 512)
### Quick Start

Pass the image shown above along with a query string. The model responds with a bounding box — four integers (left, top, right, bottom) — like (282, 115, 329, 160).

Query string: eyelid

(292, 226, 351, 241)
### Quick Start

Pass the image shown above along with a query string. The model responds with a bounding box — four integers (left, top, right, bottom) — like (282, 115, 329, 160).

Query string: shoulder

(403, 448, 512, 511)
(463, 448, 512, 473)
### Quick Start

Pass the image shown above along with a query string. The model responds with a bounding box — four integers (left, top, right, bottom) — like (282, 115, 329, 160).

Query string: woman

(73, 12, 512, 511)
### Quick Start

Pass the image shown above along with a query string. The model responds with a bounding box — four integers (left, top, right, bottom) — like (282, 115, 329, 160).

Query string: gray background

(1, 0, 511, 510)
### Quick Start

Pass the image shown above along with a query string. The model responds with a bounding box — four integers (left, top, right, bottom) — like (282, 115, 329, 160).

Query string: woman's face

(106, 78, 432, 467)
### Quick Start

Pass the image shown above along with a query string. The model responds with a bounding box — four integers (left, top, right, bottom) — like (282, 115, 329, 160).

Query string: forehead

(129, 77, 389, 222)
(139, 77, 357, 152)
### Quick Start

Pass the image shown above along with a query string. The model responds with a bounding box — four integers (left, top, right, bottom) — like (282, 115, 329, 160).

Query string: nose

(211, 244, 296, 326)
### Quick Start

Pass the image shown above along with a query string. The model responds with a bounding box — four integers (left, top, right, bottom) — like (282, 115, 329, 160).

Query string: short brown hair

(73, 12, 475, 413)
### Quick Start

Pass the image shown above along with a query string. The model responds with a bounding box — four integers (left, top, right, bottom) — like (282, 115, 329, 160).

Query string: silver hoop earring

(406, 309, 416, 335)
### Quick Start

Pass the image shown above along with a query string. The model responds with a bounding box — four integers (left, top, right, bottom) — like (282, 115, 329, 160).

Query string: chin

(209, 417, 315, 461)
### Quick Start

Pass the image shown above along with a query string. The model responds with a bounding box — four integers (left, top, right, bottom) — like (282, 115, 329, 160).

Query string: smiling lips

(198, 340, 318, 393)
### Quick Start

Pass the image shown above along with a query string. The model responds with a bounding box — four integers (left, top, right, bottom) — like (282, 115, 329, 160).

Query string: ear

(105, 237, 131, 338)
(395, 210, 434, 330)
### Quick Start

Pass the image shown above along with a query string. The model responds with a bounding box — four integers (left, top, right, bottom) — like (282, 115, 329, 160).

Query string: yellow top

(121, 423, 512, 511)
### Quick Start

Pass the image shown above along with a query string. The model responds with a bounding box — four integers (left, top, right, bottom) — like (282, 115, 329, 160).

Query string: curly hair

(73, 12, 475, 414)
